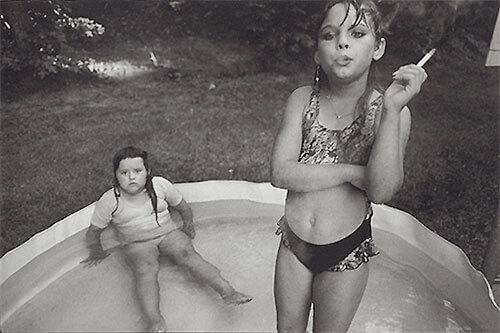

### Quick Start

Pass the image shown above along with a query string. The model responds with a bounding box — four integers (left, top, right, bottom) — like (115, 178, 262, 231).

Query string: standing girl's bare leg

(159, 229, 252, 305)
(123, 241, 167, 332)
(312, 263, 369, 332)
(274, 242, 314, 333)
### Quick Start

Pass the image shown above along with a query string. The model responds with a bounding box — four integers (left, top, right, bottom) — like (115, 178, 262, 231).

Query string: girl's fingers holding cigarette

(392, 64, 417, 76)
(392, 65, 427, 81)
(410, 65, 428, 82)
(392, 67, 428, 96)
(394, 72, 417, 85)
(385, 64, 429, 111)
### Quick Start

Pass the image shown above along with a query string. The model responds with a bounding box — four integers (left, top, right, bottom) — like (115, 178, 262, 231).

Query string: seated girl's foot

(222, 290, 253, 305)
(148, 318, 167, 333)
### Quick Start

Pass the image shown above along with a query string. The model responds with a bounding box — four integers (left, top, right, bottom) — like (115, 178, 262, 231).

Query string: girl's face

(316, 3, 384, 85)
(115, 157, 148, 195)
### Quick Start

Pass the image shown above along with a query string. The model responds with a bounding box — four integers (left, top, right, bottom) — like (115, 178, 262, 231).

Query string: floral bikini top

(298, 89, 383, 166)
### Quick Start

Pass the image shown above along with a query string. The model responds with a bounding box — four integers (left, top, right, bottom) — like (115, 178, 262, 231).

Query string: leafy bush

(208, 2, 322, 56)
(1, 0, 105, 78)
(172, 0, 498, 62)
(2, 0, 496, 79)
(380, 0, 498, 59)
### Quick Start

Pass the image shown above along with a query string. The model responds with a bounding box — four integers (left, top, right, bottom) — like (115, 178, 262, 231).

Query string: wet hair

(322, 0, 383, 41)
(315, 0, 384, 112)
(112, 146, 160, 226)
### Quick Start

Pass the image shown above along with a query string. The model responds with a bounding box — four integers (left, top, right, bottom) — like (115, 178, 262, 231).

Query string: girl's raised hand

(384, 64, 428, 112)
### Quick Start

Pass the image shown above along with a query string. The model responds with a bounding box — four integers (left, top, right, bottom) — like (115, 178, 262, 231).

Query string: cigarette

(416, 48, 436, 67)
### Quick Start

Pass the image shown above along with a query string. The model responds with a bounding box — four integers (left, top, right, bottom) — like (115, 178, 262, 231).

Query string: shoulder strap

(367, 94, 384, 130)
(359, 92, 381, 121)
(303, 88, 320, 129)
(111, 187, 120, 216)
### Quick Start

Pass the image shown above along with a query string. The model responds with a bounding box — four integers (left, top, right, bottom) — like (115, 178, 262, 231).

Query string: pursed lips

(335, 54, 353, 65)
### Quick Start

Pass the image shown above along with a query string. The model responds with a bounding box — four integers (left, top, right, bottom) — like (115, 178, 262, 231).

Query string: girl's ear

(314, 51, 320, 65)
(373, 38, 386, 61)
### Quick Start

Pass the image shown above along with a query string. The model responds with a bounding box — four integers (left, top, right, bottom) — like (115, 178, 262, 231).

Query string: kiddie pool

(1, 181, 498, 332)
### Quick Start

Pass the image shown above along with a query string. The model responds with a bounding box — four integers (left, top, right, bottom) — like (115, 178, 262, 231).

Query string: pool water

(2, 214, 479, 332)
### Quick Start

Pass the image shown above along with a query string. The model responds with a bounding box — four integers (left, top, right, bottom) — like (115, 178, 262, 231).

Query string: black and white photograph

(1, 0, 499, 332)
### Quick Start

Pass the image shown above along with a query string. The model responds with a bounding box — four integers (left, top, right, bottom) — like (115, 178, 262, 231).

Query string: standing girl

(82, 146, 252, 333)
(271, 0, 427, 331)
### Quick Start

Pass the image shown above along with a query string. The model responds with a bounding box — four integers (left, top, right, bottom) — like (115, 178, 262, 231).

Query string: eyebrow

(320, 22, 369, 32)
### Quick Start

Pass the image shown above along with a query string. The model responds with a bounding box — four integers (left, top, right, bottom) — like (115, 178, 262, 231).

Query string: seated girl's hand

(181, 221, 196, 239)
(385, 64, 428, 112)
(81, 249, 109, 267)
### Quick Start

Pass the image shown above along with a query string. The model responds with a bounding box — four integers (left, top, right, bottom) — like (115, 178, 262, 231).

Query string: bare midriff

(284, 183, 368, 244)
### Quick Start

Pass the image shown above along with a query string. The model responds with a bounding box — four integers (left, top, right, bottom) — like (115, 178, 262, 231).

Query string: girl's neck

(325, 75, 369, 102)
(118, 187, 147, 201)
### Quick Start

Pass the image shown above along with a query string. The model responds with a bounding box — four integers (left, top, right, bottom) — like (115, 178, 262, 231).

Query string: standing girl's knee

(277, 317, 309, 333)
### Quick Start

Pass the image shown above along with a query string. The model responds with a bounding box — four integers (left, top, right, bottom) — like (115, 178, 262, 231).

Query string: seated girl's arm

(170, 199, 195, 238)
(156, 177, 196, 239)
(365, 64, 426, 203)
(81, 225, 109, 265)
(82, 191, 114, 265)
(271, 86, 364, 192)
(85, 226, 107, 254)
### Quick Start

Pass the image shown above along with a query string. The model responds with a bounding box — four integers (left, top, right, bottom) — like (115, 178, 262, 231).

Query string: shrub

(1, 0, 105, 78)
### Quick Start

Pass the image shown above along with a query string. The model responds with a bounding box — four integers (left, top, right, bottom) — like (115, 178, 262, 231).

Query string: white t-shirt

(90, 176, 183, 243)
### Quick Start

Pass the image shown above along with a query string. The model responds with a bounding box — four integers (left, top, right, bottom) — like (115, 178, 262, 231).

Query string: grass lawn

(1, 33, 497, 271)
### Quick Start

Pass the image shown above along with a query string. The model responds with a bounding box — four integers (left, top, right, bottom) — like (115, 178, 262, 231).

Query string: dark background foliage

(2, 0, 498, 78)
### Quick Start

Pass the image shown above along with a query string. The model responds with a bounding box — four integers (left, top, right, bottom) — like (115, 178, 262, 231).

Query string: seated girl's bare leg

(123, 241, 167, 332)
(274, 242, 314, 333)
(159, 229, 252, 305)
(312, 263, 369, 332)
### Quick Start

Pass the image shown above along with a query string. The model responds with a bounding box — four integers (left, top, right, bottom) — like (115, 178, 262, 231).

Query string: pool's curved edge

(0, 202, 96, 285)
(175, 180, 287, 205)
(0, 181, 286, 325)
(374, 205, 499, 308)
(1, 181, 498, 328)
(372, 204, 500, 329)
(0, 181, 285, 285)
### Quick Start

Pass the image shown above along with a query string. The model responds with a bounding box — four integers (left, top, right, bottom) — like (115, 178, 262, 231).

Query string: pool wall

(1, 181, 498, 330)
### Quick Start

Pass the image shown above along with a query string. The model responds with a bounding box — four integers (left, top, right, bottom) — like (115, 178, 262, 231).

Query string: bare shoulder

(288, 85, 312, 103)
(291, 85, 313, 97)
(272, 86, 312, 170)
(284, 85, 313, 117)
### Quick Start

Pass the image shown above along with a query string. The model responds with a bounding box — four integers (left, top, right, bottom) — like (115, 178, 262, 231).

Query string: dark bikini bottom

(275, 211, 379, 274)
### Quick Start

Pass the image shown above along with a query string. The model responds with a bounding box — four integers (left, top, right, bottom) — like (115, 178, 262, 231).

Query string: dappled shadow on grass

(1, 68, 103, 103)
